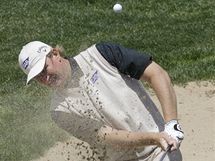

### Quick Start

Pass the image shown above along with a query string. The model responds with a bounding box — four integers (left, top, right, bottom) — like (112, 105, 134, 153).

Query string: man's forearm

(148, 71, 177, 122)
(141, 62, 177, 122)
(97, 126, 161, 149)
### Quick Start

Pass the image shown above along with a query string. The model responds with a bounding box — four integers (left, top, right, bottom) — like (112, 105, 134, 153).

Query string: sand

(32, 81, 215, 161)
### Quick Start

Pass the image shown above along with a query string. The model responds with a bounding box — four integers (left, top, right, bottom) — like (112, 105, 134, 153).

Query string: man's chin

(48, 79, 66, 88)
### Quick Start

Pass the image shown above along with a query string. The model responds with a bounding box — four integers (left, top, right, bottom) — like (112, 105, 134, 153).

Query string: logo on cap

(38, 46, 49, 54)
(22, 57, 29, 69)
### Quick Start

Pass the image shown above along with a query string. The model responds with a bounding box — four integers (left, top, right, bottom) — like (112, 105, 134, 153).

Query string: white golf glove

(164, 120, 184, 143)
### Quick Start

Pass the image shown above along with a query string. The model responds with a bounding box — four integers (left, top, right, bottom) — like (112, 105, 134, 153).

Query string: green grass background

(0, 0, 214, 160)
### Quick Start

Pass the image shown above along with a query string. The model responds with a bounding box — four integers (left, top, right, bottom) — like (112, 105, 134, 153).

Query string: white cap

(18, 41, 52, 84)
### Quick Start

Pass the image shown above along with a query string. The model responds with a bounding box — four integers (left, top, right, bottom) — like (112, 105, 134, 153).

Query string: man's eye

(44, 65, 48, 71)
(41, 65, 48, 74)
(47, 52, 53, 58)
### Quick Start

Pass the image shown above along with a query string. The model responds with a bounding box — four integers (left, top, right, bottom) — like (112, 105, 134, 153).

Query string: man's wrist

(165, 119, 178, 126)
(140, 132, 160, 146)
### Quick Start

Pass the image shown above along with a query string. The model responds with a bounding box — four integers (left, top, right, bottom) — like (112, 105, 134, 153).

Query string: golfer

(18, 41, 184, 161)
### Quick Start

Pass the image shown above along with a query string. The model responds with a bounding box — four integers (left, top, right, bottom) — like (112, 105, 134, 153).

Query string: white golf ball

(113, 3, 122, 13)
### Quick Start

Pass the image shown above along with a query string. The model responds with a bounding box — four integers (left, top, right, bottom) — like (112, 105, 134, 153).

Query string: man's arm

(140, 62, 184, 150)
(97, 125, 176, 150)
(140, 62, 177, 122)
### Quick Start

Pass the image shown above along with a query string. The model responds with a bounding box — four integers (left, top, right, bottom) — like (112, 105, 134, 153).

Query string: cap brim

(26, 56, 46, 84)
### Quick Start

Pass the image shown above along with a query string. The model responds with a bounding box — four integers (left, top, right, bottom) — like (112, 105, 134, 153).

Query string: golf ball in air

(113, 3, 122, 13)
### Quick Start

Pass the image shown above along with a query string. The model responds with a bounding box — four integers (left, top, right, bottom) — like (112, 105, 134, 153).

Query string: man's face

(35, 49, 68, 88)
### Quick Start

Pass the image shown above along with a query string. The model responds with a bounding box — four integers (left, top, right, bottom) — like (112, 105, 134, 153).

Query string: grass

(0, 0, 214, 160)
(0, 83, 68, 161)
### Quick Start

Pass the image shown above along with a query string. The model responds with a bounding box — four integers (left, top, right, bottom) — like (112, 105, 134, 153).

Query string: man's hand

(164, 120, 184, 149)
(156, 132, 177, 151)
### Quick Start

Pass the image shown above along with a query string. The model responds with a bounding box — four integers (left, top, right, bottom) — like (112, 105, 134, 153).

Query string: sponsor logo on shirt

(90, 70, 98, 84)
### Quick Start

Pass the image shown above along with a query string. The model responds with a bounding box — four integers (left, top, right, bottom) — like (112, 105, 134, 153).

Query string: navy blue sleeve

(95, 42, 152, 80)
